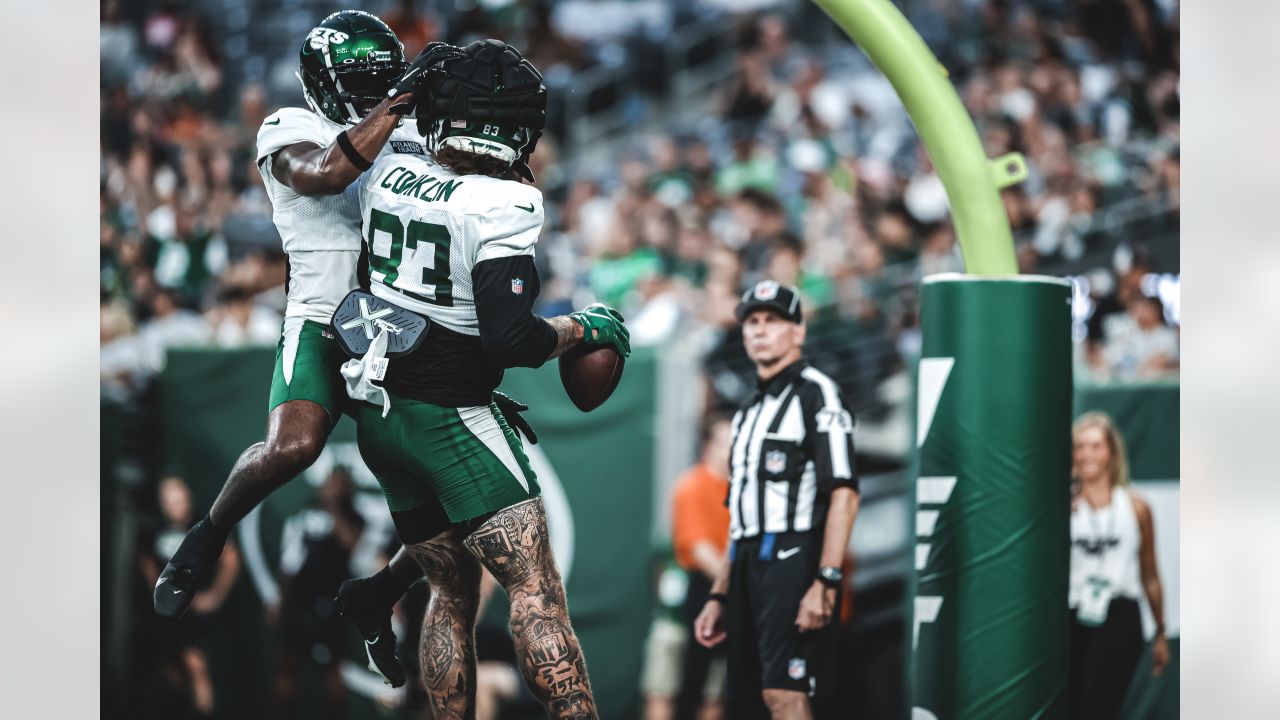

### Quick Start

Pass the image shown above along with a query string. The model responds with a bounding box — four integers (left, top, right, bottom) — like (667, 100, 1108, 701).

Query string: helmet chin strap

(297, 71, 327, 119)
(297, 70, 358, 125)
(512, 157, 536, 183)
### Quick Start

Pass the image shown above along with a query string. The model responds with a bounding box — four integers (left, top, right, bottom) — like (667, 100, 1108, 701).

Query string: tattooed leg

(404, 529, 482, 720)
(462, 498, 599, 720)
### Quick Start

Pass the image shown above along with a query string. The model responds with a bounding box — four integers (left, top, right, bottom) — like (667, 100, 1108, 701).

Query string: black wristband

(336, 130, 372, 171)
(708, 593, 729, 605)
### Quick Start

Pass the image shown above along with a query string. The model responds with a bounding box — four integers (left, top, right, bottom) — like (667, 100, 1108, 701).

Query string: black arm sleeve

(472, 255, 557, 369)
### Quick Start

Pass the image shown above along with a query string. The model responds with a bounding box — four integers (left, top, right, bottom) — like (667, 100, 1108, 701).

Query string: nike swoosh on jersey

(515, 203, 535, 213)
(777, 547, 802, 560)
(265, 117, 281, 126)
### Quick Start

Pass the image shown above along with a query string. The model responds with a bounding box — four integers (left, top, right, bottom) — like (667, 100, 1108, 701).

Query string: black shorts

(726, 532, 841, 699)
(1068, 597, 1144, 719)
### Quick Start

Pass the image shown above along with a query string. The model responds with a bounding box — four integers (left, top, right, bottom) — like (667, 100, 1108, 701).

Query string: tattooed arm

(545, 316, 586, 359)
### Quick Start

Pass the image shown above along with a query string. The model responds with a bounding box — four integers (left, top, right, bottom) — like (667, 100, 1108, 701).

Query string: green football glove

(569, 303, 631, 358)
(492, 391, 537, 445)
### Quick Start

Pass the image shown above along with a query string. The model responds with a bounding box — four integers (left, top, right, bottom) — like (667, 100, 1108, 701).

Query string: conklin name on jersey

(356, 153, 543, 336)
(377, 167, 465, 204)
(255, 107, 427, 324)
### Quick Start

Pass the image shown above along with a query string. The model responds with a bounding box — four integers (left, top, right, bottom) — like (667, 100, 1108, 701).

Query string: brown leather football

(558, 345, 625, 412)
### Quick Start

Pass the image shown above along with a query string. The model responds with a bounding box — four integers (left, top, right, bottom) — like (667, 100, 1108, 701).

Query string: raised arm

(268, 41, 465, 195)
(269, 97, 408, 196)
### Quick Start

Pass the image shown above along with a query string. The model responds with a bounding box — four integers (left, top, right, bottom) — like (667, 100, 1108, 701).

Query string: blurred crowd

(100, 0, 1181, 409)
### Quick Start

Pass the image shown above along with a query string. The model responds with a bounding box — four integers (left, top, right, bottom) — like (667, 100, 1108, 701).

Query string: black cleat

(153, 518, 224, 619)
(334, 578, 406, 688)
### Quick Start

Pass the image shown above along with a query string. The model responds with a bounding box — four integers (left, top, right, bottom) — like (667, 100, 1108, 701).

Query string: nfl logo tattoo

(511, 278, 525, 295)
(765, 449, 787, 474)
(788, 658, 806, 680)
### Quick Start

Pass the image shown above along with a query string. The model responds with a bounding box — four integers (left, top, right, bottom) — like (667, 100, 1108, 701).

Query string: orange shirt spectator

(672, 418, 732, 576)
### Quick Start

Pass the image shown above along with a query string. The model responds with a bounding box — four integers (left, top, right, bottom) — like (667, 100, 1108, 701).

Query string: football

(558, 345, 625, 412)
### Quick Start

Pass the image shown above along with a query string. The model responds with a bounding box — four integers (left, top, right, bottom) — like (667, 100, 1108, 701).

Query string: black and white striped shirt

(728, 359, 859, 540)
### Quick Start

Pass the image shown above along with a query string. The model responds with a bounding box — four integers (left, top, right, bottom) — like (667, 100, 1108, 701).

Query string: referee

(694, 280, 860, 720)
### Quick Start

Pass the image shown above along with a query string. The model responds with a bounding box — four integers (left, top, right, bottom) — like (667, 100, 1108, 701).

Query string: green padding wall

(1075, 381, 1179, 481)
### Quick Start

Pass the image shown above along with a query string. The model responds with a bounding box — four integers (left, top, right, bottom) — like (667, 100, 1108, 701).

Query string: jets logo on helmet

(306, 28, 349, 50)
(413, 40, 548, 182)
(297, 11, 408, 125)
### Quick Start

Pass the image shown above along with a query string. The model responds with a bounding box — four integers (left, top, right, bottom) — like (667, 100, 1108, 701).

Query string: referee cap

(736, 280, 803, 323)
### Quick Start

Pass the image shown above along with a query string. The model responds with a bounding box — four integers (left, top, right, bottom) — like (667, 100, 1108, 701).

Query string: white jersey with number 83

(355, 153, 544, 336)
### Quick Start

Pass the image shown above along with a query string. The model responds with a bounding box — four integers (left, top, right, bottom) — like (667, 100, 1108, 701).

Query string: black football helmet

(414, 39, 547, 181)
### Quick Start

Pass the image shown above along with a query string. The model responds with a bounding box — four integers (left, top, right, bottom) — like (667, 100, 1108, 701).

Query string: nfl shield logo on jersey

(511, 278, 524, 295)
(765, 449, 787, 474)
(788, 658, 806, 680)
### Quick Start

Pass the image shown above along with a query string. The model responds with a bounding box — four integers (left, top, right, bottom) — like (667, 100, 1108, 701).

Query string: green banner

(1075, 381, 1179, 480)
(914, 276, 1073, 719)
(156, 347, 657, 719)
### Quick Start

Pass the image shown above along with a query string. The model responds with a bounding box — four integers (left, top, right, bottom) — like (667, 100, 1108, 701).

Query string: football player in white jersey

(338, 40, 629, 719)
(154, 10, 459, 687)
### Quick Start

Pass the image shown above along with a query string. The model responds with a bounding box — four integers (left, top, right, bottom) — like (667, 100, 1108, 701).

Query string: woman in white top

(1068, 412, 1169, 719)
